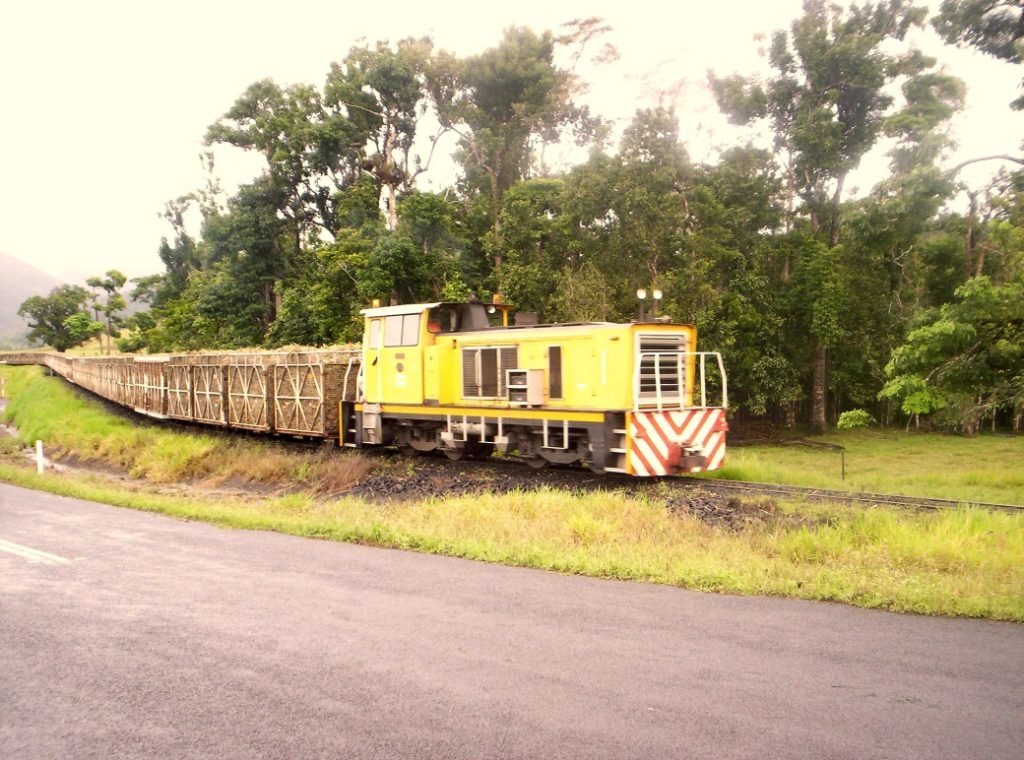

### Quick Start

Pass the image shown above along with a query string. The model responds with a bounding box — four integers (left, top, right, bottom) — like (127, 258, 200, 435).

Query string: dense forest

(22, 0, 1024, 433)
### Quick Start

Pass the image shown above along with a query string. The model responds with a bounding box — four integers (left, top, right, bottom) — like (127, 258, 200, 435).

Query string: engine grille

(636, 333, 688, 404)
(462, 346, 518, 398)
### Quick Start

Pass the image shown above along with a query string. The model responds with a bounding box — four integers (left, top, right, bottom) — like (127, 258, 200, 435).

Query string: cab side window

(428, 307, 459, 333)
(384, 314, 420, 347)
(548, 346, 563, 399)
(368, 319, 382, 349)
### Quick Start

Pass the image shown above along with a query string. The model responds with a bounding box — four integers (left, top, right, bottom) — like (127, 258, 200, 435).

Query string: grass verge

(708, 430, 1024, 505)
(2, 365, 1022, 621)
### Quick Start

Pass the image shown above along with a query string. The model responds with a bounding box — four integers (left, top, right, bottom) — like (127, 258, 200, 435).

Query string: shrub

(837, 409, 876, 430)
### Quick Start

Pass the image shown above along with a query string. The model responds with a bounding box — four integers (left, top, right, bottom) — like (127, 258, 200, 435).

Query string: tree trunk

(828, 173, 846, 248)
(810, 342, 828, 433)
(385, 185, 398, 232)
(384, 126, 399, 232)
(965, 190, 978, 278)
(809, 173, 846, 433)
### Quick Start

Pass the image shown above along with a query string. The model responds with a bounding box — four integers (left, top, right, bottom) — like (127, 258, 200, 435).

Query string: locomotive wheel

(465, 441, 493, 460)
(444, 441, 490, 461)
(525, 455, 549, 470)
(397, 427, 439, 456)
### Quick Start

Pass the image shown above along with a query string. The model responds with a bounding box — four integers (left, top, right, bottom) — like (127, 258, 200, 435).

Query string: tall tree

(18, 285, 101, 352)
(433, 27, 593, 270)
(85, 270, 127, 355)
(932, 0, 1024, 109)
(490, 178, 573, 316)
(325, 38, 441, 231)
(558, 108, 694, 320)
(710, 0, 941, 431)
(206, 79, 364, 242)
(267, 230, 373, 347)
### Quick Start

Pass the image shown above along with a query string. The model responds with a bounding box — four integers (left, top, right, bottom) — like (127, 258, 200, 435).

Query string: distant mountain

(0, 252, 63, 348)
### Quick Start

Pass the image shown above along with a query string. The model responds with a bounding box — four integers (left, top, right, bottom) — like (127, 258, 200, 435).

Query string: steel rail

(678, 476, 1024, 513)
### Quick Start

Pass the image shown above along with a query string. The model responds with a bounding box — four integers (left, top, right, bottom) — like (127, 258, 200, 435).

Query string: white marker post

(36, 440, 45, 475)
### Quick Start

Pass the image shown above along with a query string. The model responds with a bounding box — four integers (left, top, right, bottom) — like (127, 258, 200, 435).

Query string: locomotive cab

(360, 302, 511, 408)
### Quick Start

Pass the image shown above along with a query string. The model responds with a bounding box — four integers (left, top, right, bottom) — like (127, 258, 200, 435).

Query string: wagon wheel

(525, 455, 549, 470)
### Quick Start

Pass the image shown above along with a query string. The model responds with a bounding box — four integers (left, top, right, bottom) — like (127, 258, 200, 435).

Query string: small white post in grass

(1, 377, 6, 398)
(36, 440, 45, 475)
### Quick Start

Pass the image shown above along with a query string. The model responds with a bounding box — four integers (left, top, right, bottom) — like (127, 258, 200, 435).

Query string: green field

(710, 432, 1024, 505)
(2, 364, 1023, 621)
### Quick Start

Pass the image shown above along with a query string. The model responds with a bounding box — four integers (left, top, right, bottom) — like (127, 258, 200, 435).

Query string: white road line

(0, 538, 70, 565)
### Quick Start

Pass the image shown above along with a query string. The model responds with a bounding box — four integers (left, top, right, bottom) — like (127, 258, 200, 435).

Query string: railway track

(197, 430, 1024, 513)
(357, 452, 1024, 514)
(677, 476, 1024, 514)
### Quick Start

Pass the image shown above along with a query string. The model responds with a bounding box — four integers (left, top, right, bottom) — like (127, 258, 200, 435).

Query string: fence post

(36, 440, 45, 475)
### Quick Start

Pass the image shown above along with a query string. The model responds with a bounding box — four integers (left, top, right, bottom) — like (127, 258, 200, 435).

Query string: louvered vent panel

(637, 334, 687, 399)
(462, 348, 480, 397)
(499, 347, 518, 396)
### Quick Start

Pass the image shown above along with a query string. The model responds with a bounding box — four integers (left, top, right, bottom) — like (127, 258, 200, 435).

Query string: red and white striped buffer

(628, 408, 728, 476)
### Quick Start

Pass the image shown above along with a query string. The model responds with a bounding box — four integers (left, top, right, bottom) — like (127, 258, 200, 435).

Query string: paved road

(0, 484, 1021, 759)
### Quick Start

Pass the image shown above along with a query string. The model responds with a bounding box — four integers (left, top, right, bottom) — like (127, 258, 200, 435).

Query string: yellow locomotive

(343, 301, 728, 476)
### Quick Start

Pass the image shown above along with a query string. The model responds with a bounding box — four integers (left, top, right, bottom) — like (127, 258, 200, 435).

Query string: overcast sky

(2, 0, 1022, 286)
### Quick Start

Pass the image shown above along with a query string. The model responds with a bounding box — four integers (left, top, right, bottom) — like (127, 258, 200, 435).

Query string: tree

(18, 285, 101, 352)
(203, 177, 292, 328)
(880, 274, 1024, 431)
(205, 78, 365, 243)
(433, 27, 593, 270)
(325, 38, 441, 231)
(85, 269, 128, 355)
(932, 0, 1024, 109)
(267, 230, 372, 347)
(356, 233, 439, 306)
(490, 178, 573, 316)
(152, 196, 203, 306)
(710, 0, 947, 431)
(556, 108, 695, 321)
